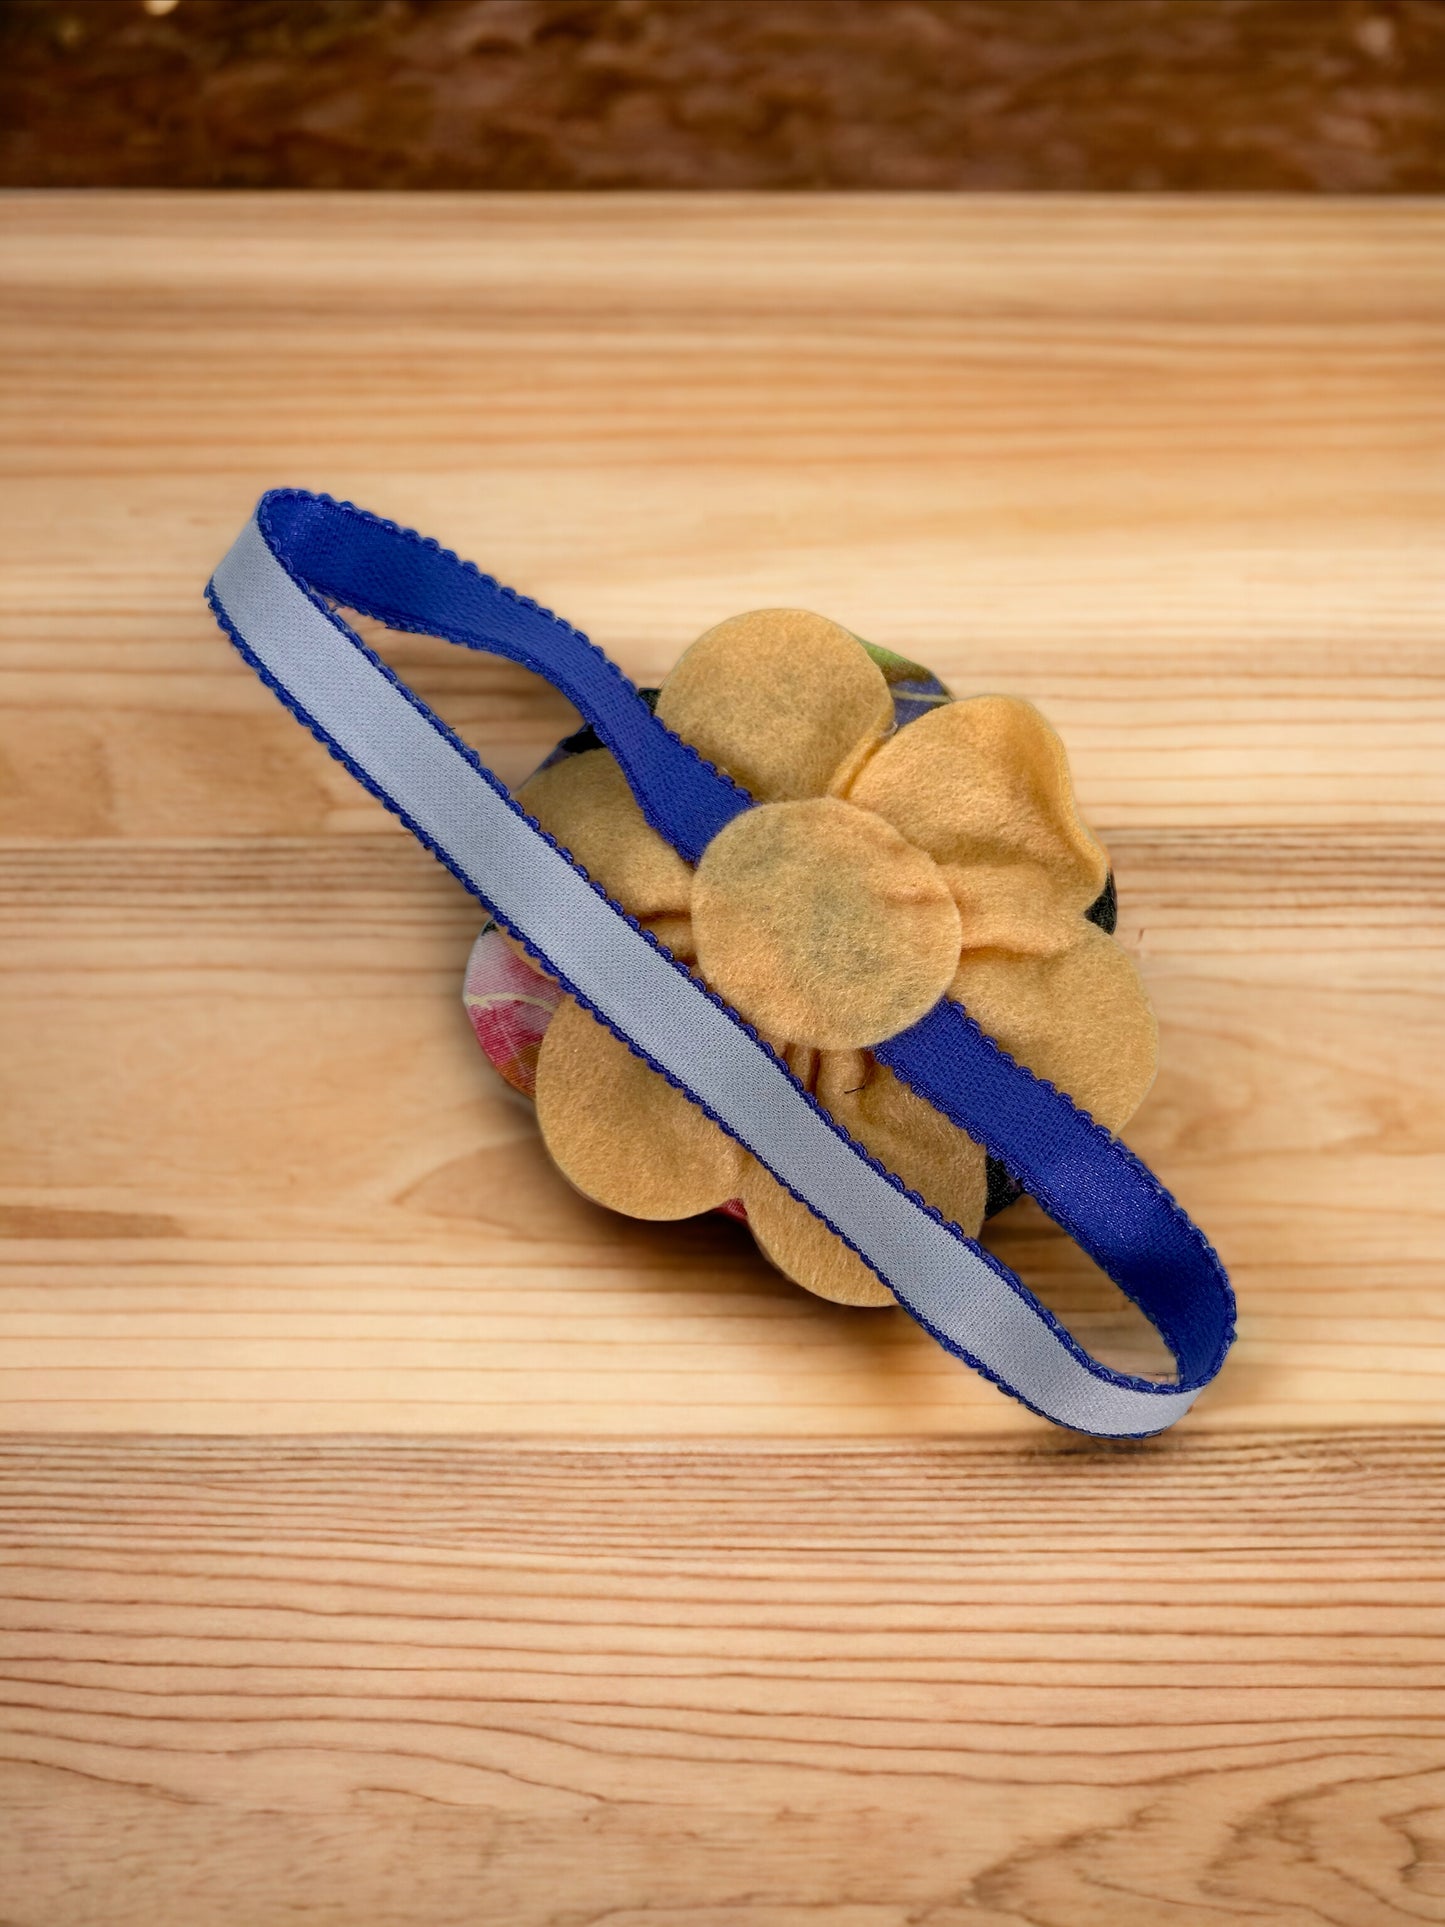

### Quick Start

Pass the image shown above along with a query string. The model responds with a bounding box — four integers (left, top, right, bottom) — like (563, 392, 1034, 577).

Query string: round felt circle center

(691, 797, 962, 1050)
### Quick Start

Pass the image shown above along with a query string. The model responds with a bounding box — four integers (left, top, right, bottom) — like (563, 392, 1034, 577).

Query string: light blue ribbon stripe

(208, 496, 1233, 1436)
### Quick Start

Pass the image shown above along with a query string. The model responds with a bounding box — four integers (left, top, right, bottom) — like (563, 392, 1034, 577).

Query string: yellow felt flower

(518, 610, 1157, 1307)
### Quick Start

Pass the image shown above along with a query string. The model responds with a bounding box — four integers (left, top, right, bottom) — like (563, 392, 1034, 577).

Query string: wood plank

(0, 824, 1441, 1432)
(5, 198, 1445, 829)
(1, 195, 1443, 1435)
(1, 1432, 1442, 1926)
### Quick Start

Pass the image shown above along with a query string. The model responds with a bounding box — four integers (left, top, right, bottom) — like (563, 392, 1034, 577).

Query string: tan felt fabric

(741, 1167, 897, 1307)
(948, 929, 1158, 1133)
(943, 857, 1098, 958)
(777, 1042, 822, 1093)
(816, 1054, 990, 1240)
(691, 797, 962, 1049)
(738, 1054, 990, 1309)
(535, 997, 745, 1219)
(643, 913, 697, 964)
(848, 695, 1109, 918)
(517, 749, 694, 922)
(655, 610, 895, 804)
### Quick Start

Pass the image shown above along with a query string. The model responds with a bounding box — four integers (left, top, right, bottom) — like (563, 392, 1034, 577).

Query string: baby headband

(207, 489, 1234, 1437)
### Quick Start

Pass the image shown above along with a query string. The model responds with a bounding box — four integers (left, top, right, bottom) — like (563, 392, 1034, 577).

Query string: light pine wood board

(2, 195, 1443, 1434)
(2, 1432, 1443, 1927)
(0, 194, 1443, 1926)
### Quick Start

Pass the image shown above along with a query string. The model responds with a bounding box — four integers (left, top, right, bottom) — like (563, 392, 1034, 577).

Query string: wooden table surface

(2, 193, 1442, 1924)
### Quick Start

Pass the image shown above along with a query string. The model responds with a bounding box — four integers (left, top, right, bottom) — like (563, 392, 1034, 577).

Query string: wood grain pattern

(0, 195, 1443, 1920)
(2, 1432, 1444, 1927)
(2, 194, 1443, 1435)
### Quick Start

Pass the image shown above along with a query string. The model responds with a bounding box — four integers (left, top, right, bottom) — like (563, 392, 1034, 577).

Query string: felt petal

(943, 858, 1095, 958)
(517, 749, 694, 921)
(848, 696, 1109, 944)
(742, 1172, 895, 1307)
(643, 913, 697, 964)
(949, 926, 1158, 1134)
(535, 996, 745, 1219)
(691, 797, 961, 1050)
(654, 610, 894, 804)
(742, 1052, 989, 1307)
(816, 1053, 991, 1240)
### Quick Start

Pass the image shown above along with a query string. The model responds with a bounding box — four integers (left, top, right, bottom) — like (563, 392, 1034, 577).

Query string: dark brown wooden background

(4, 0, 1444, 191)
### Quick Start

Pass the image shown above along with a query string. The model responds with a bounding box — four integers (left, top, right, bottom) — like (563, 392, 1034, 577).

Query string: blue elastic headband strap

(208, 490, 1235, 1435)
(258, 490, 751, 864)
